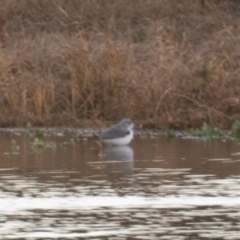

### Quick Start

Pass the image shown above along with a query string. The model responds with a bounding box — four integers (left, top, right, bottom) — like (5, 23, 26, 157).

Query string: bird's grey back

(101, 118, 133, 139)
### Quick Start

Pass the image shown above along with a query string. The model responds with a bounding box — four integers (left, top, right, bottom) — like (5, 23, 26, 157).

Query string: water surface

(0, 129, 240, 239)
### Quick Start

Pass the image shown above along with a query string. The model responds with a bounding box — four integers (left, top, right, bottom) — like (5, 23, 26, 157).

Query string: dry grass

(0, 0, 240, 128)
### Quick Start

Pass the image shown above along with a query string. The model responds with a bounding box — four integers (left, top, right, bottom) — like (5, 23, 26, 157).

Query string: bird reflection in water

(103, 145, 134, 176)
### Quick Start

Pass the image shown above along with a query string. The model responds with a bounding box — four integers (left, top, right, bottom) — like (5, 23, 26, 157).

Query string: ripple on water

(0, 131, 239, 239)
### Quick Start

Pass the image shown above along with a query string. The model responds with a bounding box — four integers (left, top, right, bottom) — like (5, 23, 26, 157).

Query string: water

(0, 129, 240, 239)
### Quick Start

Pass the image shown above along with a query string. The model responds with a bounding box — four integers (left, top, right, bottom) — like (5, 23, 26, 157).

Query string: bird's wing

(101, 126, 129, 139)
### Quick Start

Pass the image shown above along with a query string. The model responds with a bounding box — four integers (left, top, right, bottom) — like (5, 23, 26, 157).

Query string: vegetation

(0, 0, 240, 129)
(11, 139, 20, 153)
(189, 122, 225, 138)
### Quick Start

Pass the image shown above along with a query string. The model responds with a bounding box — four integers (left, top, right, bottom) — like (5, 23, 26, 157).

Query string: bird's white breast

(102, 129, 133, 146)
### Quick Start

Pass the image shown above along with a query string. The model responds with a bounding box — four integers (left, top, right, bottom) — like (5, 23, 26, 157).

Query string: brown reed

(0, 0, 239, 128)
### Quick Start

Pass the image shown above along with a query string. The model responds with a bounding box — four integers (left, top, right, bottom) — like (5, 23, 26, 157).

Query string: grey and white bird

(99, 119, 134, 145)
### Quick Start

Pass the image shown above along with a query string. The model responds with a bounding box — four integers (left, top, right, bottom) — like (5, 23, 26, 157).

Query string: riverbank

(1, 1, 240, 129)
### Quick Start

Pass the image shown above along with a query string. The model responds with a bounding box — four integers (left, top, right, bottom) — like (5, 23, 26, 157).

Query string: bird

(99, 119, 134, 146)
